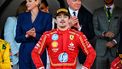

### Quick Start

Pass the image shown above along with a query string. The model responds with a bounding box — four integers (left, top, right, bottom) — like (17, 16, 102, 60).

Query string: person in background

(31, 8, 96, 69)
(39, 0, 56, 29)
(4, 1, 27, 69)
(0, 38, 11, 69)
(39, 0, 49, 13)
(15, 0, 52, 69)
(93, 0, 122, 69)
(66, 0, 95, 65)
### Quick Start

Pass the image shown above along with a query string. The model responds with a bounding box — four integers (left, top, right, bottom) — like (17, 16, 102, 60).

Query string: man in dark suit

(93, 0, 122, 69)
(66, 0, 95, 65)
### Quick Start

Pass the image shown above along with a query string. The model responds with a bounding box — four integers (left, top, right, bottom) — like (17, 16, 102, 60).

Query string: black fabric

(73, 11, 76, 16)
(40, 50, 47, 68)
(107, 8, 111, 20)
(78, 6, 95, 40)
(118, 17, 122, 54)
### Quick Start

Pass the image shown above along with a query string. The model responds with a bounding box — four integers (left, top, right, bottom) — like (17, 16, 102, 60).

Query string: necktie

(73, 11, 76, 16)
(107, 8, 111, 20)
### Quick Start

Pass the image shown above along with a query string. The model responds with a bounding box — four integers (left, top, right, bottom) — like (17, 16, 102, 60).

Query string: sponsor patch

(70, 35, 74, 40)
(68, 42, 75, 51)
(58, 52, 68, 62)
(52, 41, 58, 47)
(52, 34, 58, 40)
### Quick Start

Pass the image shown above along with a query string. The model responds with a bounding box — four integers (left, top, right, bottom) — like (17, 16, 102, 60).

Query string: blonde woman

(15, 0, 52, 69)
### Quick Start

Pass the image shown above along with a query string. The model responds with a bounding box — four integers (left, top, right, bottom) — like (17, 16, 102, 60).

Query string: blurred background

(0, 0, 122, 35)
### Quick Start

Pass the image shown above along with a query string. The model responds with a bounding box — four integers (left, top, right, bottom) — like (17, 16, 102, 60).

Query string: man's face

(67, 0, 81, 11)
(104, 0, 114, 6)
(56, 13, 70, 29)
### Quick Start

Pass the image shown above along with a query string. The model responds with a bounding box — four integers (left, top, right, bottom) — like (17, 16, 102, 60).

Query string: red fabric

(31, 29, 96, 69)
(111, 57, 122, 69)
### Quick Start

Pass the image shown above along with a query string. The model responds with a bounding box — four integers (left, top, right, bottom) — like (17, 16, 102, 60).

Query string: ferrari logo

(70, 35, 74, 40)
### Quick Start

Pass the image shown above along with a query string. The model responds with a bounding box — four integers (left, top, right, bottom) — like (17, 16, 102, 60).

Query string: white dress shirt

(68, 7, 79, 17)
(105, 4, 115, 14)
(68, 7, 81, 31)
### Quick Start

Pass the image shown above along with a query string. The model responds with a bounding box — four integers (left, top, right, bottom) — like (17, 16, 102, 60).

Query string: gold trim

(57, 8, 68, 13)
(69, 31, 76, 35)
(49, 57, 76, 66)
(38, 35, 47, 54)
(79, 36, 88, 54)
(49, 31, 57, 35)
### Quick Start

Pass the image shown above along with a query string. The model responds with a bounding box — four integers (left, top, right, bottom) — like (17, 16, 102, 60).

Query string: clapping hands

(26, 27, 36, 38)
(69, 16, 81, 30)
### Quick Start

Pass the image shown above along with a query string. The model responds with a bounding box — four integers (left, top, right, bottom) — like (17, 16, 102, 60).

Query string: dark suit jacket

(15, 11, 52, 68)
(78, 6, 95, 40)
(93, 6, 122, 57)
(15, 11, 52, 43)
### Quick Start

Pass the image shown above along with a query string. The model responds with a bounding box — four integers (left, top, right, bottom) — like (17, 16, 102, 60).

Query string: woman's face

(26, 0, 39, 11)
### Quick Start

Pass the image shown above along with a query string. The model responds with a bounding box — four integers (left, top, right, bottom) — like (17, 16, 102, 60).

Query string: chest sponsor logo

(58, 52, 68, 63)
(52, 41, 58, 48)
(51, 41, 59, 52)
(52, 48, 59, 52)
(68, 42, 75, 51)
(52, 34, 58, 40)
(70, 35, 74, 40)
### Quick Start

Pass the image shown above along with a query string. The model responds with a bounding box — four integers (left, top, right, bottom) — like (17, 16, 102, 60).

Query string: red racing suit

(111, 57, 122, 69)
(31, 29, 96, 69)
